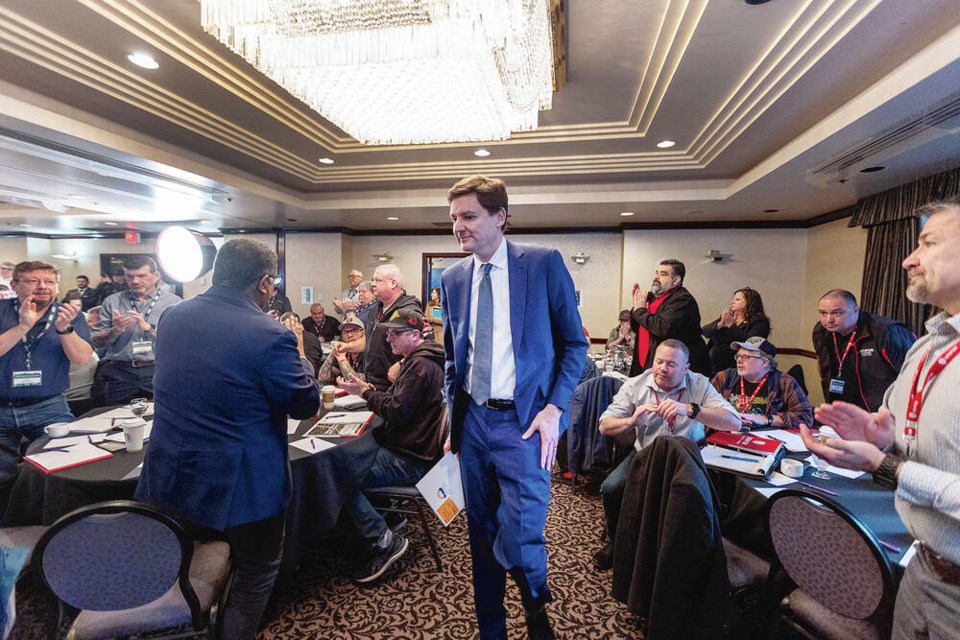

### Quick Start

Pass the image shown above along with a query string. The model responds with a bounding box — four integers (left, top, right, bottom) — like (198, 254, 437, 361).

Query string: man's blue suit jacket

(135, 285, 319, 531)
(441, 240, 588, 452)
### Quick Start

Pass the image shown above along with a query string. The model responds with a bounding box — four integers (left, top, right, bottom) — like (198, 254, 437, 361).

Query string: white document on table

(761, 429, 808, 453)
(803, 456, 865, 479)
(289, 437, 337, 454)
(416, 452, 465, 527)
(122, 463, 143, 481)
(287, 419, 303, 435)
(68, 407, 136, 433)
(762, 471, 796, 487)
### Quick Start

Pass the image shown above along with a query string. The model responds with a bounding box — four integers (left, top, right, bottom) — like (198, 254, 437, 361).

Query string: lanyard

(903, 338, 960, 457)
(130, 289, 161, 321)
(831, 331, 858, 375)
(653, 388, 684, 428)
(14, 300, 58, 370)
(737, 374, 769, 413)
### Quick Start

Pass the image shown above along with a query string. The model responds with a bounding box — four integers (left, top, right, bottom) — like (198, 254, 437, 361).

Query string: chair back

(33, 500, 203, 624)
(567, 375, 625, 473)
(765, 489, 895, 621)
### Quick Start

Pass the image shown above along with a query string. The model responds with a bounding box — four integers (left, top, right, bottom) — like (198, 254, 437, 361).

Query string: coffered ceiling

(0, 0, 959, 235)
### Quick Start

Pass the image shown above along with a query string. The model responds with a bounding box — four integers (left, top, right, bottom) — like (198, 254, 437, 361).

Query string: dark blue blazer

(136, 285, 319, 530)
(441, 241, 588, 451)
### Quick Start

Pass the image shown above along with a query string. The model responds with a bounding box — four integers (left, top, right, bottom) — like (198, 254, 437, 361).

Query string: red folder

(706, 431, 785, 457)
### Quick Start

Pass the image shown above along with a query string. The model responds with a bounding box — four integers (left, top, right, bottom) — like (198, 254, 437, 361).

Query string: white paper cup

(44, 422, 71, 438)
(321, 385, 337, 409)
(119, 418, 147, 452)
(780, 458, 804, 479)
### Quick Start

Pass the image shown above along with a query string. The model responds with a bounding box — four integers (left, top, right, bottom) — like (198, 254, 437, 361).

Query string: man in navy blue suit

(441, 175, 588, 639)
(136, 238, 319, 640)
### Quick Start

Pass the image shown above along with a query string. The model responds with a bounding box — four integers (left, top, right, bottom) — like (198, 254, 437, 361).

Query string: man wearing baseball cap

(317, 316, 366, 384)
(337, 308, 446, 583)
(606, 309, 636, 353)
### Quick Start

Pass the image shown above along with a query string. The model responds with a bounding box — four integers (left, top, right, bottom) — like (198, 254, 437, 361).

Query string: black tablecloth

(3, 407, 383, 582)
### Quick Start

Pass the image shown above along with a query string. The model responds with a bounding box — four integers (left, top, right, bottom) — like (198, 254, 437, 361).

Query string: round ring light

(156, 226, 216, 283)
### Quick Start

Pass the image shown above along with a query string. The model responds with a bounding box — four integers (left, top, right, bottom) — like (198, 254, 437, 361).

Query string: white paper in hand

(416, 452, 465, 527)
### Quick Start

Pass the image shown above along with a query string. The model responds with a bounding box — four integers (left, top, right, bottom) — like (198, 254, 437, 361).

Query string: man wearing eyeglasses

(0, 261, 92, 515)
(92, 256, 181, 405)
(710, 337, 812, 431)
(812, 289, 914, 411)
(592, 339, 739, 571)
(337, 308, 446, 583)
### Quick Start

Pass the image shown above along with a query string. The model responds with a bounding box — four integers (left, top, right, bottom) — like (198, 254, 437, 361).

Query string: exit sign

(124, 231, 141, 244)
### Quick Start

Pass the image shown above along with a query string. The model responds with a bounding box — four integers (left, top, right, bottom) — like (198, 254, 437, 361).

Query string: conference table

(3, 405, 383, 583)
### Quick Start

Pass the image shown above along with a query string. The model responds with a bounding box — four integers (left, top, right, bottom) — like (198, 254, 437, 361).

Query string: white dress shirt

(465, 238, 516, 401)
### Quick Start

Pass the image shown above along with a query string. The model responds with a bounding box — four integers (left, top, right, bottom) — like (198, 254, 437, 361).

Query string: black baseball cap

(379, 308, 426, 332)
(730, 336, 776, 358)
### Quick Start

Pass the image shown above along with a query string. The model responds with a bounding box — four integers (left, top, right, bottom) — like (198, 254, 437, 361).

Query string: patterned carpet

(260, 476, 643, 639)
(11, 475, 644, 639)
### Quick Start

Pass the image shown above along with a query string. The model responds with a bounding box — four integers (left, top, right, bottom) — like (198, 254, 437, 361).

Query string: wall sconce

(570, 252, 590, 265)
(372, 252, 394, 263)
(705, 250, 732, 263)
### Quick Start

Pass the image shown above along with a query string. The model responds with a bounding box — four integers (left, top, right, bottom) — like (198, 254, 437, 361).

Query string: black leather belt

(919, 543, 960, 587)
(483, 398, 516, 411)
(0, 396, 55, 408)
(108, 360, 155, 369)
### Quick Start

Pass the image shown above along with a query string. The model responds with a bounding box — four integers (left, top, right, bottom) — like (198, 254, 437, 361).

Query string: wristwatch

(688, 403, 701, 420)
(55, 325, 75, 335)
(873, 453, 903, 490)
(766, 414, 775, 427)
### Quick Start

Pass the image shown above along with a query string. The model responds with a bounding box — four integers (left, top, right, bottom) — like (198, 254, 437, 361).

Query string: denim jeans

(0, 395, 74, 517)
(600, 448, 637, 543)
(222, 514, 285, 640)
(344, 446, 428, 545)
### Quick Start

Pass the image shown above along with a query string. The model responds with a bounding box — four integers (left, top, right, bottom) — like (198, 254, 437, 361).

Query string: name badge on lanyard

(828, 378, 845, 394)
(131, 340, 154, 357)
(12, 370, 42, 387)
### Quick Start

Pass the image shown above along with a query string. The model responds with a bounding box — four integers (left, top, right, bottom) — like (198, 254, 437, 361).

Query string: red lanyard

(904, 338, 960, 454)
(654, 388, 684, 427)
(831, 331, 857, 373)
(737, 374, 768, 413)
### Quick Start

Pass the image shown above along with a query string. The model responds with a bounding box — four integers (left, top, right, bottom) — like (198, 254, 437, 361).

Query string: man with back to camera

(800, 196, 960, 638)
(364, 264, 421, 391)
(0, 261, 93, 515)
(592, 339, 740, 570)
(92, 256, 180, 404)
(442, 175, 588, 639)
(813, 288, 915, 411)
(628, 259, 711, 376)
(136, 238, 320, 640)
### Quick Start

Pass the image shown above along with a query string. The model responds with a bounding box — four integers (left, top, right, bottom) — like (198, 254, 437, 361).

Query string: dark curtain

(850, 166, 959, 337)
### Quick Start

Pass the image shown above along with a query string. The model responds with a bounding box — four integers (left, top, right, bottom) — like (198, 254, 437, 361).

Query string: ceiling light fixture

(200, 0, 557, 145)
(474, 149, 492, 157)
(656, 140, 676, 149)
(318, 157, 335, 165)
(127, 52, 159, 69)
(104, 221, 119, 226)
(619, 211, 635, 217)
(386, 216, 399, 221)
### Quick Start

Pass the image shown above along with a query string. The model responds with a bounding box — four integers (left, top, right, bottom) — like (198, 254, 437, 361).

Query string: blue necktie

(471, 263, 493, 404)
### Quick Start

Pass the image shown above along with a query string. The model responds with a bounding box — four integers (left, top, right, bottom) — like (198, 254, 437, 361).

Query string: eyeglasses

(16, 278, 58, 288)
(262, 274, 283, 286)
(386, 329, 416, 339)
(734, 353, 766, 362)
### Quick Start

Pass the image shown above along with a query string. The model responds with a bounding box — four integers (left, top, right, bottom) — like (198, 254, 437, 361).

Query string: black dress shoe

(592, 542, 614, 571)
(526, 605, 556, 640)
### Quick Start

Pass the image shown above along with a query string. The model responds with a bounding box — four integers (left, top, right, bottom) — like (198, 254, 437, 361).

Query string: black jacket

(612, 436, 731, 638)
(362, 341, 446, 465)
(812, 311, 915, 412)
(630, 286, 710, 376)
(363, 292, 422, 391)
(702, 316, 771, 375)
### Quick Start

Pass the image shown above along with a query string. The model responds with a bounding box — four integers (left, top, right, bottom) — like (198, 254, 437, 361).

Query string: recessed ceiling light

(104, 221, 119, 226)
(386, 216, 399, 221)
(318, 157, 335, 165)
(66, 194, 87, 200)
(859, 166, 885, 173)
(763, 209, 780, 214)
(656, 140, 676, 149)
(619, 211, 635, 217)
(18, 223, 29, 227)
(474, 149, 491, 157)
(199, 219, 213, 224)
(127, 52, 159, 69)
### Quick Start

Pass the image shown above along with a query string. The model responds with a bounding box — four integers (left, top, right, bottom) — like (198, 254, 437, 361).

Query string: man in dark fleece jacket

(337, 308, 446, 583)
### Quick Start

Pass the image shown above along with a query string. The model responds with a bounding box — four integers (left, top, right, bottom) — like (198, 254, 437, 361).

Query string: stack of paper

(68, 407, 139, 433)
(26, 437, 113, 473)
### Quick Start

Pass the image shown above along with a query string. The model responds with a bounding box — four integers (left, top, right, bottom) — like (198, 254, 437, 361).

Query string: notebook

(305, 411, 374, 437)
(701, 431, 786, 478)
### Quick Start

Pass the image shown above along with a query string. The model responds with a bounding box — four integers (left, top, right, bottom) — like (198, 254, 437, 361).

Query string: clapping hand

(111, 309, 136, 334)
(632, 283, 648, 310)
(718, 307, 735, 328)
(53, 299, 81, 333)
(17, 295, 41, 331)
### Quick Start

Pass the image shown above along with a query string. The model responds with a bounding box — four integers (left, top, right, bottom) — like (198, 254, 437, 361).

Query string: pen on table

(721, 454, 756, 463)
(877, 539, 901, 553)
(310, 438, 316, 450)
(799, 481, 839, 497)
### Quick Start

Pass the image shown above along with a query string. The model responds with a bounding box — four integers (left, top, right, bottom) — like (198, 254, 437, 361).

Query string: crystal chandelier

(201, 0, 556, 145)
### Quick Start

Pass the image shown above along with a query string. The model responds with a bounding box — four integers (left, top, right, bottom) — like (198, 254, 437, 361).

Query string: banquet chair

(32, 500, 232, 639)
(564, 375, 627, 493)
(365, 405, 450, 572)
(764, 489, 896, 640)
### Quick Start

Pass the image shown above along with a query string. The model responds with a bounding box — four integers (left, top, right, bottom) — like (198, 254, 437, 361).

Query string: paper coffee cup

(321, 385, 337, 409)
(44, 422, 71, 438)
(780, 458, 804, 479)
(119, 418, 146, 452)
